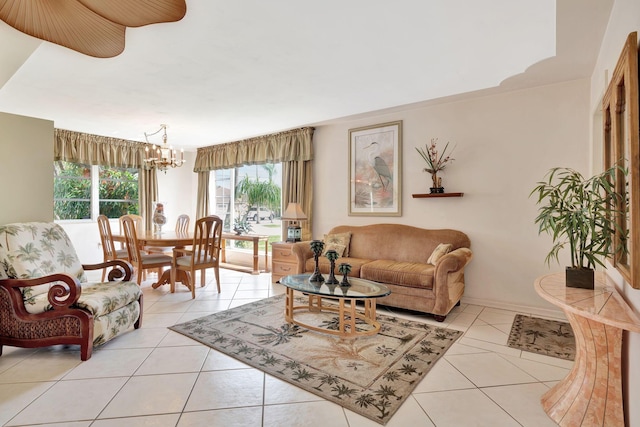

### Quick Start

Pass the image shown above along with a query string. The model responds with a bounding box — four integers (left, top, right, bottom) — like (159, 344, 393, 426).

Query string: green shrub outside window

(54, 161, 139, 220)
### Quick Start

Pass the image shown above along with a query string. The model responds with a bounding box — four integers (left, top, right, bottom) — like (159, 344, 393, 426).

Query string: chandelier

(144, 124, 185, 172)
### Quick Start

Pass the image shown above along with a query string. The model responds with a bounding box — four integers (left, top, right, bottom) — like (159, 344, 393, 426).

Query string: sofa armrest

(432, 247, 473, 314)
(0, 273, 81, 312)
(82, 259, 133, 281)
(291, 241, 313, 274)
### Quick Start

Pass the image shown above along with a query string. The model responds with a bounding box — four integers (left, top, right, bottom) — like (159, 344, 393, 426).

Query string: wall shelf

(412, 192, 464, 198)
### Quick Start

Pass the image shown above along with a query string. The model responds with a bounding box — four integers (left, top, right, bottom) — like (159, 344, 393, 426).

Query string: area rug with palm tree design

(169, 294, 461, 425)
(507, 314, 575, 361)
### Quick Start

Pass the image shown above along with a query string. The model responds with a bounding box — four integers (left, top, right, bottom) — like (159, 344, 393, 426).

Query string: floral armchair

(0, 222, 143, 360)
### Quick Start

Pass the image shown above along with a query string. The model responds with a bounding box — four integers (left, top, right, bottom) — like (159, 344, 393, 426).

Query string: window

(212, 163, 282, 246)
(54, 161, 139, 220)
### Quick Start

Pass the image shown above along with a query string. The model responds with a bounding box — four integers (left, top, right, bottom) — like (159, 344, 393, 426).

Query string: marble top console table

(534, 272, 640, 426)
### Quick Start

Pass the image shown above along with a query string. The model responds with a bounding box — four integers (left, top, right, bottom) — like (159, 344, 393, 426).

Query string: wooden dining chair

(175, 214, 190, 233)
(97, 215, 129, 281)
(122, 215, 173, 285)
(171, 215, 223, 298)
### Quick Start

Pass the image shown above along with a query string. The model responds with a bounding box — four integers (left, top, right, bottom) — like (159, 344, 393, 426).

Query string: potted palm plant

(530, 166, 624, 289)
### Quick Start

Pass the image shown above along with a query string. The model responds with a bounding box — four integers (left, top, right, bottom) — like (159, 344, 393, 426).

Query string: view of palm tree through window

(213, 163, 282, 250)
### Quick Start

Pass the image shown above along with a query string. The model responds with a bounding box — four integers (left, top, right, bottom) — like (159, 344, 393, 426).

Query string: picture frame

(603, 32, 639, 289)
(349, 120, 402, 216)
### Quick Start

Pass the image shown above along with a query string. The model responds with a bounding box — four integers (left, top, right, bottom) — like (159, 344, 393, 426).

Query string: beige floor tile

(7, 377, 128, 426)
(413, 358, 475, 393)
(477, 307, 519, 324)
(464, 324, 509, 345)
(457, 336, 523, 356)
(344, 396, 436, 427)
(184, 369, 264, 411)
(0, 352, 81, 383)
(234, 289, 271, 299)
(158, 330, 205, 347)
(446, 352, 537, 387)
(145, 300, 196, 313)
(0, 381, 55, 426)
(263, 401, 349, 427)
(482, 383, 558, 427)
(500, 353, 571, 382)
(142, 312, 186, 328)
(64, 348, 153, 379)
(98, 326, 169, 350)
(414, 389, 520, 426)
(135, 346, 209, 375)
(188, 299, 232, 312)
(201, 349, 253, 371)
(99, 373, 198, 418)
(178, 407, 263, 427)
(92, 413, 180, 426)
(520, 350, 575, 369)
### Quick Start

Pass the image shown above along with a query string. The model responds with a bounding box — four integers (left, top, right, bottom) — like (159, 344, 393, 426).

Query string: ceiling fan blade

(76, 0, 186, 27)
(0, 0, 186, 58)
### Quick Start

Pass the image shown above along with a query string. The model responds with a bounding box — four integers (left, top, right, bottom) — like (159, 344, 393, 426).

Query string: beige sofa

(291, 224, 472, 321)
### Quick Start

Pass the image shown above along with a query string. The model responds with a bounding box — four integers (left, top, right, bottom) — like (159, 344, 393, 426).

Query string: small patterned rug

(169, 294, 461, 425)
(507, 314, 575, 361)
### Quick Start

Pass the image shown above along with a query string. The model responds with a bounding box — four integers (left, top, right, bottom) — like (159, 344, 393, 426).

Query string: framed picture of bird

(349, 120, 402, 216)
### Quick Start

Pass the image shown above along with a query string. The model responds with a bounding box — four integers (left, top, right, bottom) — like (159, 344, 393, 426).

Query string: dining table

(112, 230, 194, 289)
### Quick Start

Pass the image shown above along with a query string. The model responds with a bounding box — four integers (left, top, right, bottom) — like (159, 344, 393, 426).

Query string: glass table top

(280, 274, 391, 299)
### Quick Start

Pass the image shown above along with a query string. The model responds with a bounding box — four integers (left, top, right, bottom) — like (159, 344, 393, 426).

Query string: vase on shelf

(429, 174, 444, 193)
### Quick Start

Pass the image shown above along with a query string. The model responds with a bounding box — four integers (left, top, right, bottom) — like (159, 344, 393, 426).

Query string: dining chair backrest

(97, 214, 118, 261)
(175, 214, 190, 233)
(121, 215, 143, 265)
(119, 214, 143, 236)
(192, 215, 223, 265)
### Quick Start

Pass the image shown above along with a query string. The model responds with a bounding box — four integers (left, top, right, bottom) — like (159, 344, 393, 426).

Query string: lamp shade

(281, 203, 307, 221)
(282, 203, 306, 242)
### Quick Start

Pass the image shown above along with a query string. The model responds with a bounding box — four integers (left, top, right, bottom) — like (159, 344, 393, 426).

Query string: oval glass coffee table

(280, 274, 391, 337)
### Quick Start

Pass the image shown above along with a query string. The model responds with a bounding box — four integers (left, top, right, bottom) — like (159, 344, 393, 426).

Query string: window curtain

(194, 127, 314, 236)
(282, 160, 313, 241)
(196, 171, 210, 219)
(54, 128, 158, 228)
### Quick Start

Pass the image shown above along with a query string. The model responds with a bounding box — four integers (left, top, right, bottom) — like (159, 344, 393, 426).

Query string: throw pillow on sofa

(427, 243, 453, 265)
(323, 232, 352, 257)
(322, 243, 347, 257)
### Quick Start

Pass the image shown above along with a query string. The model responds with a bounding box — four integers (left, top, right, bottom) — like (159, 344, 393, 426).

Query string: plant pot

(430, 187, 444, 194)
(565, 267, 594, 289)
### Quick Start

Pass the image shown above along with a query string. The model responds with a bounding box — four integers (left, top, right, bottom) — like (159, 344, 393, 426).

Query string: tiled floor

(0, 269, 572, 427)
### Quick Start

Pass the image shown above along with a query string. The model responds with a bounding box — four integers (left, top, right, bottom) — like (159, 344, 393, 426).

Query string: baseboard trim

(461, 296, 566, 320)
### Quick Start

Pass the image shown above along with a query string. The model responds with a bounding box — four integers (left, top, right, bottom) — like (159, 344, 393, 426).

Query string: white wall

(590, 1, 640, 425)
(312, 79, 590, 314)
(0, 112, 54, 224)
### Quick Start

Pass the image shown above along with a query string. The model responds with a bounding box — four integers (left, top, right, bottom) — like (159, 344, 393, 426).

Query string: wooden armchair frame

(0, 259, 141, 361)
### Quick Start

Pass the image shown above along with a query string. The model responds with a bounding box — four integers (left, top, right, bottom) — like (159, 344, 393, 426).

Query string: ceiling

(0, 0, 613, 150)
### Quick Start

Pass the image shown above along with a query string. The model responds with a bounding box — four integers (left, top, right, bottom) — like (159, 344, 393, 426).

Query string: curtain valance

(54, 128, 150, 168)
(193, 127, 314, 172)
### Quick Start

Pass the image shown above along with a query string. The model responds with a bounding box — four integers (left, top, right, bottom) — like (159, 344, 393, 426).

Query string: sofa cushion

(361, 260, 434, 290)
(427, 243, 453, 265)
(324, 232, 352, 257)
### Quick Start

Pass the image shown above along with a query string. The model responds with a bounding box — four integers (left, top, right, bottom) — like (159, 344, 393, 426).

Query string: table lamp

(281, 202, 307, 242)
